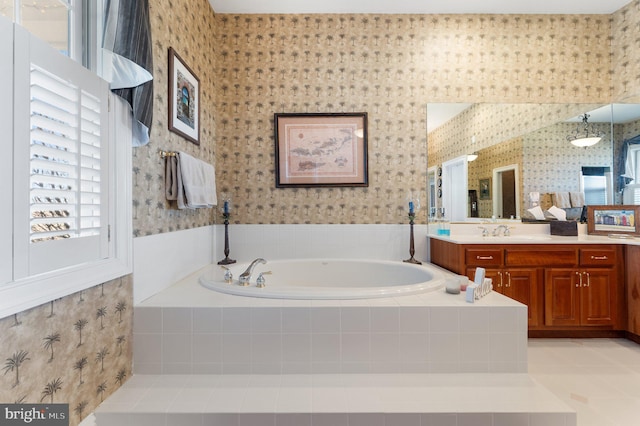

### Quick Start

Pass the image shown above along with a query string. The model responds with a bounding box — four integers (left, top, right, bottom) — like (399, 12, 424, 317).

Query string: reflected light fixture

(467, 152, 478, 162)
(567, 113, 604, 147)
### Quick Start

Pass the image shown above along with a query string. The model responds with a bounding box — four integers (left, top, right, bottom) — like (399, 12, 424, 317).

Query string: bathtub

(198, 258, 447, 299)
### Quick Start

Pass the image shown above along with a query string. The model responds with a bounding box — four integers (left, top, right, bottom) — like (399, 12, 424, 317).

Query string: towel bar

(159, 150, 178, 159)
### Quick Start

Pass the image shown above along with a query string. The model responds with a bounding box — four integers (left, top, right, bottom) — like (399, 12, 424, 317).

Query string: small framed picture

(274, 112, 368, 187)
(587, 205, 640, 236)
(168, 47, 200, 145)
(479, 178, 491, 200)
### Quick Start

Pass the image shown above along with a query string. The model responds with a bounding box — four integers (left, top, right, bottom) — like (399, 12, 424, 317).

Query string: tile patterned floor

(528, 338, 640, 426)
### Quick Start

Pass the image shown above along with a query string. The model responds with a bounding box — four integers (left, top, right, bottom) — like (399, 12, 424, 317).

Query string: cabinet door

(466, 267, 504, 293)
(580, 269, 615, 326)
(504, 268, 540, 327)
(545, 269, 581, 326)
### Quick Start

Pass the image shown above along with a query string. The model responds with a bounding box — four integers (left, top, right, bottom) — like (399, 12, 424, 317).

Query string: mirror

(427, 103, 640, 222)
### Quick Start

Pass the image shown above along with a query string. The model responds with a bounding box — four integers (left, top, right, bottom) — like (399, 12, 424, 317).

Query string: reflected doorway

(493, 164, 520, 219)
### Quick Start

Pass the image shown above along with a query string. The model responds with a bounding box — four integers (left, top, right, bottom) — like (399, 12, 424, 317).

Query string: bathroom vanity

(430, 236, 627, 336)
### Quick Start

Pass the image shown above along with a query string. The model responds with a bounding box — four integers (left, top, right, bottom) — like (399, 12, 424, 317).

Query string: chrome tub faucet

(239, 258, 266, 286)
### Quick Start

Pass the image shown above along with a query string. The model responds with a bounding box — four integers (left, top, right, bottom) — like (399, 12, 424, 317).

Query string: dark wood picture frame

(168, 47, 200, 145)
(587, 205, 640, 236)
(479, 178, 491, 200)
(274, 112, 368, 187)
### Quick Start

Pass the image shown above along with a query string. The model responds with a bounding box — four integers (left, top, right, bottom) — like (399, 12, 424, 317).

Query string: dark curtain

(617, 135, 640, 191)
(103, 0, 154, 146)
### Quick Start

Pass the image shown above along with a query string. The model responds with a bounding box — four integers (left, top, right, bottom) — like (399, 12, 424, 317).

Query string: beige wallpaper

(612, 1, 640, 102)
(212, 13, 617, 225)
(0, 276, 133, 426)
(131, 0, 218, 237)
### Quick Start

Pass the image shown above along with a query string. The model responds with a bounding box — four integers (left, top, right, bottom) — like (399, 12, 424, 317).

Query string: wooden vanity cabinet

(462, 247, 542, 327)
(430, 239, 624, 333)
(545, 247, 620, 327)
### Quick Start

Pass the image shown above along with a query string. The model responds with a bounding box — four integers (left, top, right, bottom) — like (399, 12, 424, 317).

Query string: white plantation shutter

(1, 20, 132, 319)
(14, 24, 109, 277)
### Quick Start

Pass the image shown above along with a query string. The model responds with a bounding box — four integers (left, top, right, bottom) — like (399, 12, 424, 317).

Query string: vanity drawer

(465, 248, 503, 266)
(505, 248, 577, 267)
(580, 248, 617, 267)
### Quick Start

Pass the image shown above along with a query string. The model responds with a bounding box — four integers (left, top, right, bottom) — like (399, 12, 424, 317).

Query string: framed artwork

(479, 178, 491, 200)
(168, 47, 200, 145)
(587, 205, 640, 236)
(274, 112, 368, 187)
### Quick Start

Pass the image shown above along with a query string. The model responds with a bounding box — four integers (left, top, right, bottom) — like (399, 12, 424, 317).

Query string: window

(1, 19, 131, 318)
(0, 0, 102, 71)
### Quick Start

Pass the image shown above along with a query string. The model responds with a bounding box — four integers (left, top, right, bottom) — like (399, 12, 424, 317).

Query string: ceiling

(208, 0, 632, 15)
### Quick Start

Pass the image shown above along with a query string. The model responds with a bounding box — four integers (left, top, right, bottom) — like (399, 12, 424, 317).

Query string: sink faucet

(492, 224, 512, 237)
(239, 258, 266, 286)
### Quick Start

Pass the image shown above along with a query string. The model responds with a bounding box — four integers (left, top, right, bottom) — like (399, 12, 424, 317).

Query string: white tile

(222, 307, 252, 333)
(311, 307, 341, 333)
(384, 413, 421, 426)
(493, 413, 530, 426)
(251, 333, 282, 364)
(163, 333, 192, 363)
(348, 413, 384, 426)
(459, 307, 490, 333)
(192, 333, 222, 363)
(251, 307, 282, 333)
(420, 413, 457, 426)
(399, 307, 429, 332)
(282, 308, 311, 333)
(341, 333, 370, 363)
(163, 307, 192, 333)
(370, 333, 400, 363)
(133, 333, 162, 364)
(399, 333, 428, 363)
(430, 307, 460, 333)
(222, 334, 252, 364)
(341, 307, 370, 332)
(238, 413, 275, 426)
(429, 333, 460, 364)
(457, 413, 493, 426)
(529, 413, 571, 426)
(370, 307, 399, 332)
(282, 333, 311, 363)
(134, 307, 162, 333)
(489, 333, 520, 364)
(193, 307, 222, 333)
(311, 333, 340, 363)
(489, 307, 521, 333)
(275, 413, 312, 426)
(311, 413, 348, 426)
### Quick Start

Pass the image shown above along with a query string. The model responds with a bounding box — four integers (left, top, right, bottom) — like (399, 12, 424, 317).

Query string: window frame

(0, 22, 132, 319)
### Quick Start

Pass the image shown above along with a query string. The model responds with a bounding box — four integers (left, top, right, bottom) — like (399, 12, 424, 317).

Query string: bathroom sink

(449, 234, 553, 242)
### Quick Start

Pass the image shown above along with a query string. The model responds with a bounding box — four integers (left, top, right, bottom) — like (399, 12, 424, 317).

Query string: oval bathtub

(198, 259, 447, 299)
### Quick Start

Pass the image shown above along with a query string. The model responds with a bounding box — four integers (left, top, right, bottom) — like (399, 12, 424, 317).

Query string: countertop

(427, 222, 640, 245)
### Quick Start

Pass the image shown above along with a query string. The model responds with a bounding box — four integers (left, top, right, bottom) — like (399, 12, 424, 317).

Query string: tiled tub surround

(94, 268, 576, 426)
(132, 267, 528, 375)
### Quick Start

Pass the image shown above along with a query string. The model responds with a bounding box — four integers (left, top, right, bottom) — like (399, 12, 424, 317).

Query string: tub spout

(239, 258, 266, 286)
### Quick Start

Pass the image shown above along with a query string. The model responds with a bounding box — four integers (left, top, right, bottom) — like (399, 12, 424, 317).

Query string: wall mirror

(427, 102, 640, 223)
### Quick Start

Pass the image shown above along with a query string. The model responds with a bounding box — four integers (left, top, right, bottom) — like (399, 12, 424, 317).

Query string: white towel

(527, 206, 545, 220)
(570, 192, 585, 208)
(552, 192, 571, 209)
(178, 151, 217, 209)
(548, 205, 567, 221)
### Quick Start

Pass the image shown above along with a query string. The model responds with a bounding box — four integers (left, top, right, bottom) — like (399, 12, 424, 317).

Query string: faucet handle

(478, 226, 489, 237)
(504, 226, 514, 237)
(256, 271, 272, 288)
